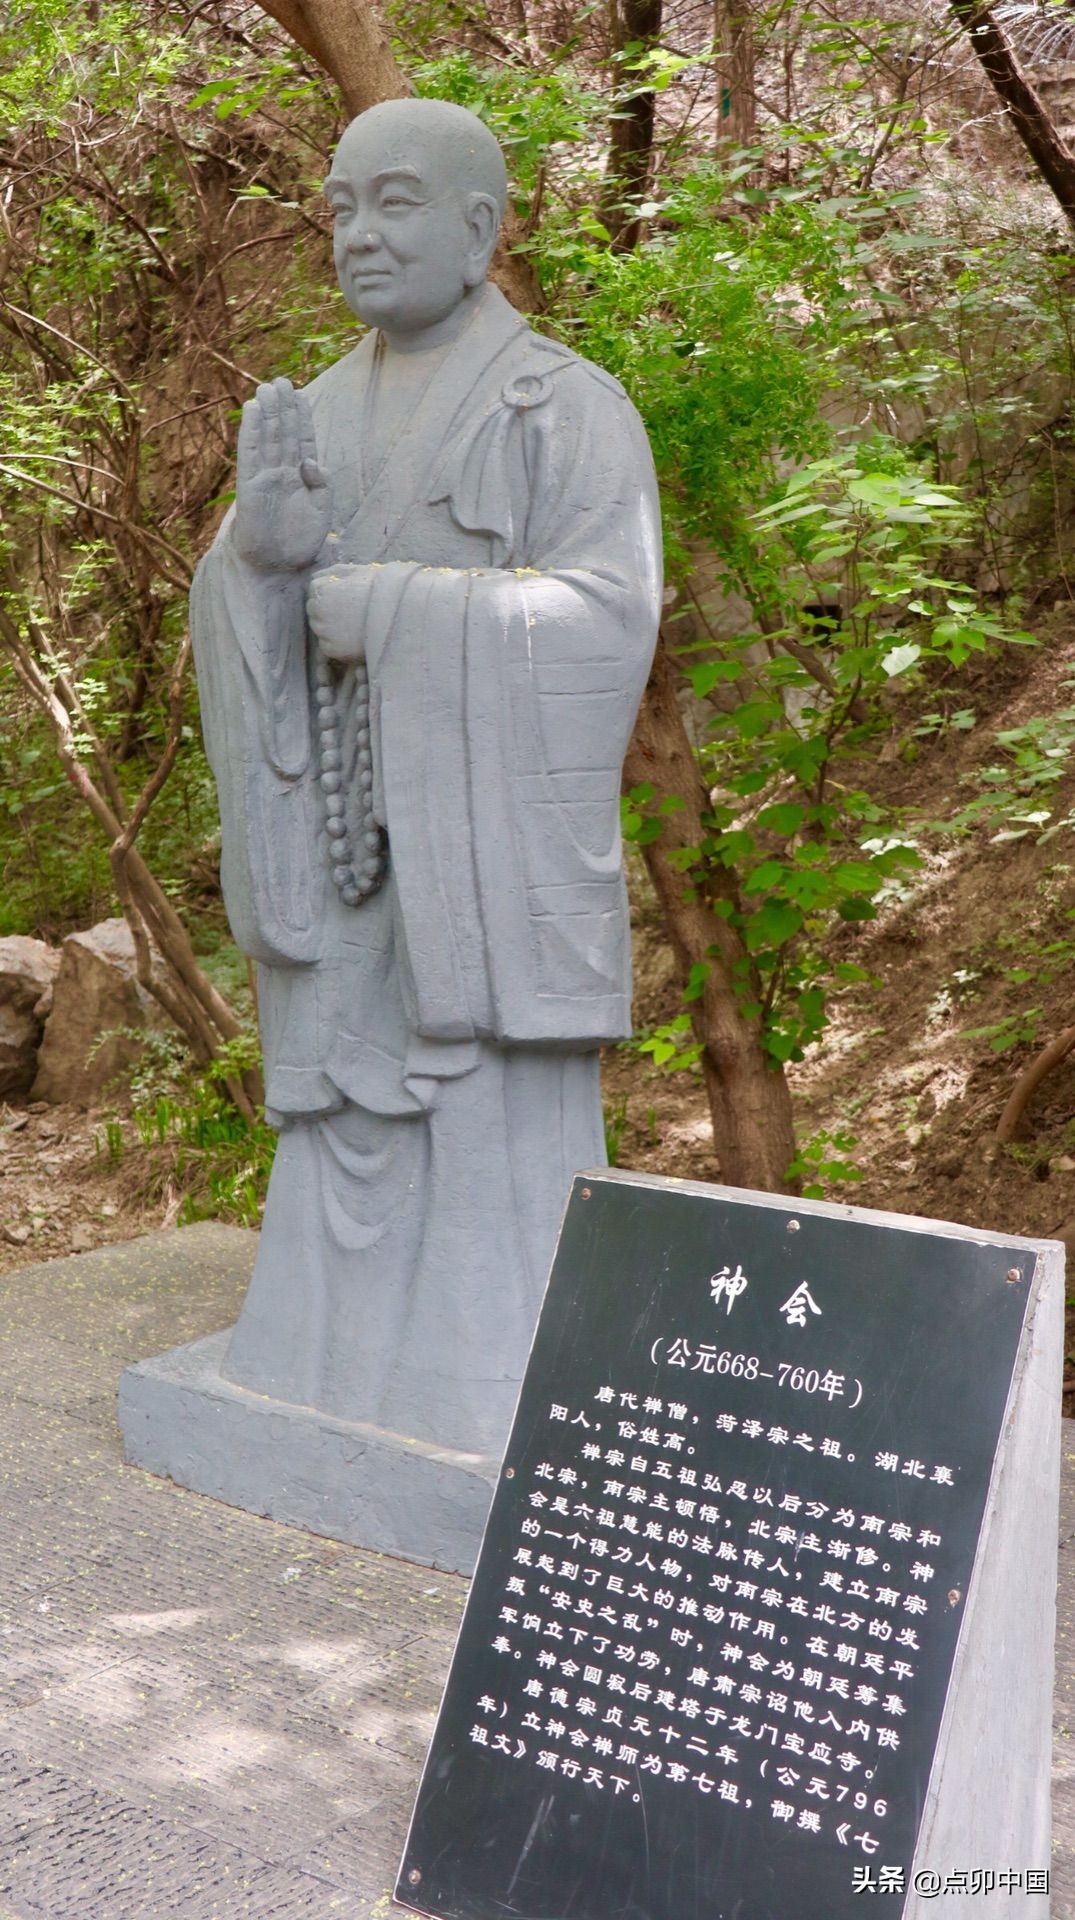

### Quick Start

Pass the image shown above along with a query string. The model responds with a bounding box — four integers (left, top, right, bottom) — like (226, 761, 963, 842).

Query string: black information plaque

(397, 1171, 1040, 1920)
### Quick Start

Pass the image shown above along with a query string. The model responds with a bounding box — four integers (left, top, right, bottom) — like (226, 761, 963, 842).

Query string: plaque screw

(947, 1588, 961, 1607)
(581, 1187, 592, 1199)
(1006, 1267, 1021, 1284)
(408, 1870, 422, 1886)
(505, 1467, 515, 1479)
(787, 1219, 801, 1233)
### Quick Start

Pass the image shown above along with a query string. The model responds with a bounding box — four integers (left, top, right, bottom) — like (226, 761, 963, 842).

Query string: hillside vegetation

(3, 0, 1075, 1397)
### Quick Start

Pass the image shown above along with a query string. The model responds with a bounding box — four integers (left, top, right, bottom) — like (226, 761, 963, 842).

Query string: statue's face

(326, 124, 493, 339)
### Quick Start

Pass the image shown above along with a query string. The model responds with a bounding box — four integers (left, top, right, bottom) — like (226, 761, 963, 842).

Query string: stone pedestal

(118, 1329, 498, 1575)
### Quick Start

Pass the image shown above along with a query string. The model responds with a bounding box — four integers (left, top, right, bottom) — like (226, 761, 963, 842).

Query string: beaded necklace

(314, 651, 385, 907)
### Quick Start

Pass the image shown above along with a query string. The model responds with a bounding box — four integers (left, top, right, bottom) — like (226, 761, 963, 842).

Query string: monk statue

(171, 98, 660, 1546)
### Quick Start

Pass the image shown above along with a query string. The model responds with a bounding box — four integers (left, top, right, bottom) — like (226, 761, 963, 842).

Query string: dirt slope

(606, 607, 1075, 1405)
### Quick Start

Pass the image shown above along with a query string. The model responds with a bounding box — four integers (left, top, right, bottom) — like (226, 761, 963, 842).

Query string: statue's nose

(346, 222, 381, 254)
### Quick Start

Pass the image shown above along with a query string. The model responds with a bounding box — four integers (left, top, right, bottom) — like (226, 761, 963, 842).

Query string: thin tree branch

(0, 298, 137, 400)
(0, 465, 193, 591)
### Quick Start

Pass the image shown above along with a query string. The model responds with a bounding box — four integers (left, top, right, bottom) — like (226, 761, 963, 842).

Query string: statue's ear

(463, 192, 500, 286)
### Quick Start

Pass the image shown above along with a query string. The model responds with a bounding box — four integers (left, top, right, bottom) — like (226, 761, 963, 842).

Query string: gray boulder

(31, 919, 167, 1107)
(0, 935, 61, 1097)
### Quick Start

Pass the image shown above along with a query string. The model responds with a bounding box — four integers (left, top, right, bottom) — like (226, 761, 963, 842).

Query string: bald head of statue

(325, 99, 508, 348)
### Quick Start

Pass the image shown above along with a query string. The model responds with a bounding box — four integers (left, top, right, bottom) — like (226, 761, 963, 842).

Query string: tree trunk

(601, 0, 663, 250)
(258, 0, 544, 310)
(948, 0, 1075, 229)
(624, 637, 797, 1190)
(714, 0, 756, 148)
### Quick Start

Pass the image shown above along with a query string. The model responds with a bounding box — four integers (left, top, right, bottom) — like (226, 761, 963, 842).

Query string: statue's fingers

(295, 390, 323, 483)
(275, 375, 301, 471)
(257, 381, 281, 468)
(237, 397, 261, 477)
(305, 595, 333, 644)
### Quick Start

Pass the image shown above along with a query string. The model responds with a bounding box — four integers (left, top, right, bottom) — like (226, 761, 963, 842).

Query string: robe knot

(500, 371, 554, 413)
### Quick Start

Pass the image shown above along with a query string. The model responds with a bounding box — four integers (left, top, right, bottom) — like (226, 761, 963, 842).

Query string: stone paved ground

(0, 1222, 1070, 1918)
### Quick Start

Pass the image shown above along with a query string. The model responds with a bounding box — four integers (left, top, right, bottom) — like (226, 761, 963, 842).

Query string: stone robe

(192, 285, 661, 1455)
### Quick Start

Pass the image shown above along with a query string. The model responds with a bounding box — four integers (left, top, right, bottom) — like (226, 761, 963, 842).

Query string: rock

(30, 919, 167, 1108)
(2, 1224, 30, 1246)
(0, 936, 61, 1098)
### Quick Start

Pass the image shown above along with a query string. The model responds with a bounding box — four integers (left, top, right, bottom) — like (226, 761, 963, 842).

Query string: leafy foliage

(5, 0, 1075, 1190)
(123, 1031, 276, 1226)
(414, 37, 1059, 1076)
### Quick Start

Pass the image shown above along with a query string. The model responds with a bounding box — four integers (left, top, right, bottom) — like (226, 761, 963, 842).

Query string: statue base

(118, 1329, 498, 1575)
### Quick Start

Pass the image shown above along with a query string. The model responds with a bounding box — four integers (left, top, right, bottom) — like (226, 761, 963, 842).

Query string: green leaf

(764, 1029, 801, 1062)
(744, 860, 786, 894)
(756, 801, 807, 835)
(684, 961, 710, 1000)
(831, 861, 881, 892)
(730, 700, 782, 741)
(745, 899, 804, 951)
(759, 501, 828, 525)
(881, 641, 921, 677)
(688, 660, 741, 697)
(848, 474, 902, 507)
(188, 77, 239, 107)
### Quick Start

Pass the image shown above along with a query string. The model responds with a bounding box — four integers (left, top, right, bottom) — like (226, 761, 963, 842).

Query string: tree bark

(258, 0, 544, 309)
(714, 0, 756, 148)
(601, 0, 663, 250)
(259, 0, 407, 118)
(948, 0, 1075, 229)
(624, 637, 797, 1190)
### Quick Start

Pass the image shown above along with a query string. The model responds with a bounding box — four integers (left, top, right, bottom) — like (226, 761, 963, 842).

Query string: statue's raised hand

(233, 376, 331, 573)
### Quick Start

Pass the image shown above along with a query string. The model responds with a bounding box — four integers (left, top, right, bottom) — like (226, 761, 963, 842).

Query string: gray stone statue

(120, 99, 660, 1569)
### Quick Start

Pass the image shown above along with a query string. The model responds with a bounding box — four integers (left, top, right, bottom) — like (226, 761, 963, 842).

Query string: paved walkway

(0, 1223, 1070, 1917)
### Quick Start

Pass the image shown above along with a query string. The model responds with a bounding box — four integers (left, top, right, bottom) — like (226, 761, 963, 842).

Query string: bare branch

(0, 464, 193, 591)
(0, 297, 137, 401)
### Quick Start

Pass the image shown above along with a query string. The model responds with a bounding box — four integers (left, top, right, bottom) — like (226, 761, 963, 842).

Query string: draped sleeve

(361, 357, 662, 1046)
(191, 533, 324, 967)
